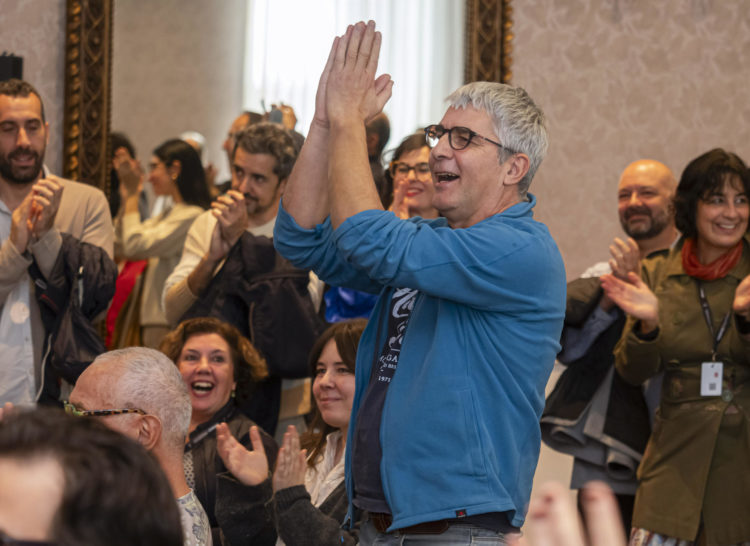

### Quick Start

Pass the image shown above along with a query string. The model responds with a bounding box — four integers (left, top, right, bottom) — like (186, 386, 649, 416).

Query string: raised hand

(601, 272, 659, 331)
(116, 155, 143, 198)
(389, 177, 410, 220)
(0, 402, 15, 422)
(209, 190, 247, 260)
(326, 21, 393, 125)
(216, 423, 270, 487)
(28, 177, 63, 240)
(311, 34, 341, 127)
(509, 481, 625, 546)
(9, 191, 34, 253)
(271, 425, 307, 493)
(579, 481, 627, 546)
(733, 274, 750, 321)
(608, 237, 640, 280)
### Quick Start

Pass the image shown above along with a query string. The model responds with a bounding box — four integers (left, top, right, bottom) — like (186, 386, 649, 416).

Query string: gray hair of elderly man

(92, 347, 192, 452)
(447, 81, 549, 198)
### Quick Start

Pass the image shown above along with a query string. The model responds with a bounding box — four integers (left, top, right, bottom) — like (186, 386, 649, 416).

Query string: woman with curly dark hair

(602, 148, 750, 544)
(159, 317, 278, 545)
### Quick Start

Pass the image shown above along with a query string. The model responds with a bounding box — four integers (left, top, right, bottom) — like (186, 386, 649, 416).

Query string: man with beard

(0, 79, 113, 406)
(163, 122, 323, 438)
(542, 159, 677, 534)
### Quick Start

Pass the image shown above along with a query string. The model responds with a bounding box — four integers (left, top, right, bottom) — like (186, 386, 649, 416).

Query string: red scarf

(681, 237, 743, 280)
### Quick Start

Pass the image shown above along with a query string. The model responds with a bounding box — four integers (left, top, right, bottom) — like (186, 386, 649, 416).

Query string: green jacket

(615, 236, 750, 544)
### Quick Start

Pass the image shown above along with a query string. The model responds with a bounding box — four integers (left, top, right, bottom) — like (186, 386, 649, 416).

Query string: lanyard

(697, 281, 731, 360)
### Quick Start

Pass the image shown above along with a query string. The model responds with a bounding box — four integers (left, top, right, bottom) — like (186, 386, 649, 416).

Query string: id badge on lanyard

(697, 282, 730, 398)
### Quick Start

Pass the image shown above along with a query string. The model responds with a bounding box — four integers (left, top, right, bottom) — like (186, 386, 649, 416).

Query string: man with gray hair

(273, 21, 566, 544)
(68, 347, 212, 546)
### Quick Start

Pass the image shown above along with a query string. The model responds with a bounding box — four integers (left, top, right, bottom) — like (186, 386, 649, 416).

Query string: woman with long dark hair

(114, 138, 211, 348)
(214, 319, 368, 546)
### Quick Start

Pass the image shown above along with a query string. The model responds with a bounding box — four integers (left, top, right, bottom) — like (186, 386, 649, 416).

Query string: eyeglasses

(390, 162, 431, 179)
(0, 530, 56, 546)
(424, 124, 516, 154)
(63, 401, 146, 418)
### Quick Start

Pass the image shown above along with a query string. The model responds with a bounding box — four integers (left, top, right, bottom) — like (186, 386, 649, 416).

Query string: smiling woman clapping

(601, 148, 750, 545)
(159, 317, 278, 545)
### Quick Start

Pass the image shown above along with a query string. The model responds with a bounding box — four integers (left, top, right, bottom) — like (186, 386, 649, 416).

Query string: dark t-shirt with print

(352, 287, 418, 513)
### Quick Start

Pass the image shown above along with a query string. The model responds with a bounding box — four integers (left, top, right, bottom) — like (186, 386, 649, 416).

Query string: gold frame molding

(464, 0, 513, 84)
(62, 0, 512, 195)
(63, 0, 113, 193)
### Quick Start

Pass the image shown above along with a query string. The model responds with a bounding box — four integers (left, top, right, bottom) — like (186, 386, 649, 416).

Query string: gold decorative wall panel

(63, 0, 112, 193)
(464, 0, 512, 83)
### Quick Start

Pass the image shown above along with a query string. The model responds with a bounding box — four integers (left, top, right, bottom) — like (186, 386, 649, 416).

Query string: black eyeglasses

(0, 530, 56, 546)
(389, 162, 431, 178)
(424, 124, 516, 154)
(63, 401, 146, 418)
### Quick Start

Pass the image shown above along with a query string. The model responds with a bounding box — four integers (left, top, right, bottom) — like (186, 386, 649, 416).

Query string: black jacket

(216, 475, 359, 546)
(186, 401, 278, 545)
(542, 277, 651, 465)
(182, 232, 326, 435)
(31, 233, 116, 403)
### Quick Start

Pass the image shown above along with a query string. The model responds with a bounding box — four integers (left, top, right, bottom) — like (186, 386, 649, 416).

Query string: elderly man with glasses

(273, 21, 566, 545)
(68, 347, 213, 546)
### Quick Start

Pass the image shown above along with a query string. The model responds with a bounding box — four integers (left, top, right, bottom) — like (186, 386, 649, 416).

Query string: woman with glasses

(159, 317, 278, 545)
(387, 132, 439, 220)
(601, 149, 750, 544)
(112, 139, 211, 349)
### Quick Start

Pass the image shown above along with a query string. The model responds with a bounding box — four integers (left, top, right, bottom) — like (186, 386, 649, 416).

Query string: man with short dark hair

(164, 122, 323, 437)
(0, 406, 184, 545)
(69, 347, 213, 546)
(165, 122, 300, 321)
(0, 79, 114, 406)
(542, 159, 678, 532)
(275, 22, 565, 544)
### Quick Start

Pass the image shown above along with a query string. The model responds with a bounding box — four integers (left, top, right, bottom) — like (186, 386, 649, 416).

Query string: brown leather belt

(369, 512, 451, 535)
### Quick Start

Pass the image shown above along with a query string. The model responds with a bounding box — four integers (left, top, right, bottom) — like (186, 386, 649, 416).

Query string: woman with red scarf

(601, 148, 750, 545)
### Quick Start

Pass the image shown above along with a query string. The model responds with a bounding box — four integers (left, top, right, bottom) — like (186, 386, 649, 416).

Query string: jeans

(358, 519, 517, 545)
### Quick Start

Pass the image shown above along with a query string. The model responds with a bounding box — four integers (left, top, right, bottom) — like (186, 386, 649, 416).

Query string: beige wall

(513, 0, 750, 279)
(112, 0, 247, 182)
(0, 0, 66, 174)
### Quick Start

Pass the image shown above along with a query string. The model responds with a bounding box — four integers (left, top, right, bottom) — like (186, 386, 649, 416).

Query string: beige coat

(615, 236, 750, 545)
(115, 203, 203, 327)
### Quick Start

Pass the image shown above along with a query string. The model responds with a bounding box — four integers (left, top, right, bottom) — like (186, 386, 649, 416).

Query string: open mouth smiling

(434, 172, 459, 186)
(191, 381, 215, 394)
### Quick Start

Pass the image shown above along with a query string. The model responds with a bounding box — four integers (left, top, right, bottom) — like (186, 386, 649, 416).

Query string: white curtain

(243, 0, 464, 158)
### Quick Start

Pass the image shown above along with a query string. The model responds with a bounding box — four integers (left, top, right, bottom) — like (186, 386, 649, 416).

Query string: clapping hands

(208, 190, 248, 261)
(216, 424, 307, 493)
(10, 177, 63, 253)
(314, 21, 393, 128)
(216, 423, 270, 487)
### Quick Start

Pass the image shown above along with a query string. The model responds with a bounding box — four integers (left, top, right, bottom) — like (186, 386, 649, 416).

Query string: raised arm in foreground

(326, 21, 392, 229)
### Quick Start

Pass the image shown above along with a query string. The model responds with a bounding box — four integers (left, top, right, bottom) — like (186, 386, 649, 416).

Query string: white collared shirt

(0, 199, 36, 405)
